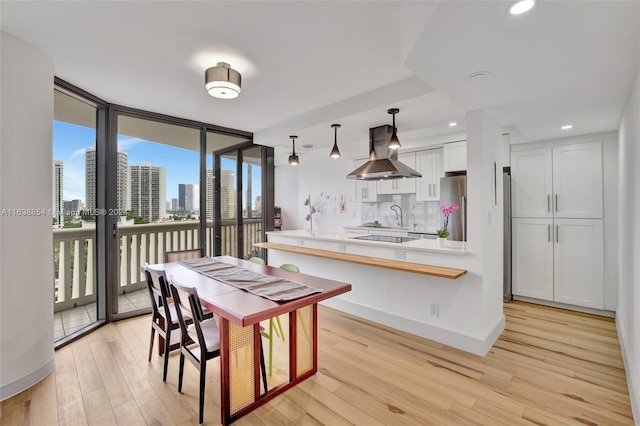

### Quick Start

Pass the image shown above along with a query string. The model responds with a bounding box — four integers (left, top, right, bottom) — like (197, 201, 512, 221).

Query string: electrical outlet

(394, 250, 405, 260)
(430, 303, 439, 317)
(338, 244, 346, 252)
(297, 239, 304, 246)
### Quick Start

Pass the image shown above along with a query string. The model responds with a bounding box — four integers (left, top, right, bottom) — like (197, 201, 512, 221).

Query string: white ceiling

(2, 1, 638, 163)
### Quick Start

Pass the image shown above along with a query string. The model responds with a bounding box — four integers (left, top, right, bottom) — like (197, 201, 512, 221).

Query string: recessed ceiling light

(464, 71, 492, 82)
(449, 122, 457, 127)
(302, 144, 316, 150)
(561, 124, 573, 130)
(508, 0, 536, 15)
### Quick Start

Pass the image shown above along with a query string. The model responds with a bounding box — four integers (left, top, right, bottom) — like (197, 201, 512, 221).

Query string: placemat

(178, 257, 321, 302)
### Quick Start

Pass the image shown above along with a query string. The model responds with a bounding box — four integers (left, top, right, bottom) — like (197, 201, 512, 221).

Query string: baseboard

(513, 296, 615, 318)
(321, 298, 504, 356)
(0, 355, 55, 401)
(616, 320, 640, 423)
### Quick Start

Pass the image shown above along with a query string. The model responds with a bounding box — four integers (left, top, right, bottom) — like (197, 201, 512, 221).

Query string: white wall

(510, 131, 619, 311)
(467, 110, 506, 339)
(0, 33, 56, 400)
(275, 156, 360, 233)
(617, 48, 640, 420)
(274, 160, 300, 230)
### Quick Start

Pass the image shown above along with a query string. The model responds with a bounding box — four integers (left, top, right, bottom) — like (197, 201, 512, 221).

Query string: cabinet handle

(556, 224, 559, 243)
(547, 195, 551, 213)
(429, 184, 432, 197)
(555, 194, 558, 212)
(365, 188, 368, 198)
(548, 224, 551, 242)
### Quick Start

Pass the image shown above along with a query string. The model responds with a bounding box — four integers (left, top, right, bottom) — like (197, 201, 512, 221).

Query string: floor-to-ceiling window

(52, 79, 270, 329)
(112, 113, 201, 318)
(52, 87, 103, 342)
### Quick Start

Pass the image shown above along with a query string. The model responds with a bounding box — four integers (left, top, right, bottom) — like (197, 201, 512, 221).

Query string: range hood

(347, 125, 422, 180)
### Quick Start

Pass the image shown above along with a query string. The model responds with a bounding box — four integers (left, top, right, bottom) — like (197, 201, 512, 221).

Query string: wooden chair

(143, 263, 180, 382)
(170, 278, 268, 424)
(164, 248, 203, 263)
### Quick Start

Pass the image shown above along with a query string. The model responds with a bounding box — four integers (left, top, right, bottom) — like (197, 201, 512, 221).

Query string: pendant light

(329, 124, 342, 158)
(288, 135, 299, 165)
(387, 108, 401, 150)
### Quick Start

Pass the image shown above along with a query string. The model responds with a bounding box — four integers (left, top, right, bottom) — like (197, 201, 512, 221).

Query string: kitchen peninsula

(258, 229, 500, 355)
(257, 229, 467, 278)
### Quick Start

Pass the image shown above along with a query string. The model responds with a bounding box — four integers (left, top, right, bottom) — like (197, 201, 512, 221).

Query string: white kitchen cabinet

(511, 142, 602, 219)
(377, 152, 417, 194)
(553, 219, 604, 309)
(354, 180, 378, 202)
(552, 143, 603, 218)
(512, 217, 604, 309)
(511, 148, 553, 218)
(443, 141, 467, 172)
(512, 218, 555, 301)
(416, 149, 444, 201)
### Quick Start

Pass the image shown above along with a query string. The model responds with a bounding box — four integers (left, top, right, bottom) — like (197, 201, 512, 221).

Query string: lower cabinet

(512, 218, 604, 309)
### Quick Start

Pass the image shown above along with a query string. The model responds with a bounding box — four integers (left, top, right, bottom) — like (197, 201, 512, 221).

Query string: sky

(53, 121, 260, 208)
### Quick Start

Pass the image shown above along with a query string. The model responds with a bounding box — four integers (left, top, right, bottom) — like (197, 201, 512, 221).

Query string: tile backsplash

(360, 194, 442, 232)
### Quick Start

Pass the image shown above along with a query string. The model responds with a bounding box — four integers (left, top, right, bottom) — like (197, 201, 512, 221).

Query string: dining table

(161, 255, 352, 425)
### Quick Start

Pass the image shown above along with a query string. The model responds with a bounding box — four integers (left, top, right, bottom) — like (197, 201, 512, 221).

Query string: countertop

(267, 229, 467, 254)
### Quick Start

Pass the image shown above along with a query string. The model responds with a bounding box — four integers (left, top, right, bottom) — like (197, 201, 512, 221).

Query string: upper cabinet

(511, 142, 603, 219)
(415, 149, 444, 201)
(377, 152, 417, 194)
(354, 180, 378, 202)
(443, 141, 467, 172)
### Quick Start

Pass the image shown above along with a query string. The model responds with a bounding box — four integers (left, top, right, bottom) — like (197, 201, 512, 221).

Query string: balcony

(53, 219, 263, 341)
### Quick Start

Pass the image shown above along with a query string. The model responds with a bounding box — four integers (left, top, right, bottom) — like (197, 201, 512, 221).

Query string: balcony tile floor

(54, 289, 151, 341)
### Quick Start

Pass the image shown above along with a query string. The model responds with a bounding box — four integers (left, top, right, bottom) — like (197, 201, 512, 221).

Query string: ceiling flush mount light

(387, 108, 401, 150)
(330, 124, 342, 158)
(205, 62, 242, 99)
(561, 124, 573, 130)
(288, 135, 299, 165)
(508, 0, 536, 15)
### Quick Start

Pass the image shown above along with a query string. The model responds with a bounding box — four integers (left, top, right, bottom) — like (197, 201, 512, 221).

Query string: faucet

(390, 205, 403, 228)
(410, 213, 417, 230)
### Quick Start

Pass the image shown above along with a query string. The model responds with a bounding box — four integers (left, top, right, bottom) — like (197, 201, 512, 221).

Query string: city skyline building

(206, 169, 214, 220)
(220, 169, 236, 219)
(53, 160, 64, 226)
(63, 199, 83, 218)
(129, 162, 166, 222)
(85, 148, 128, 213)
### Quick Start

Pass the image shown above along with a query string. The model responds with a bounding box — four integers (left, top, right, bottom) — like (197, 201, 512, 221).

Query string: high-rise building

(178, 184, 186, 211)
(129, 162, 166, 222)
(206, 169, 214, 220)
(254, 195, 262, 214)
(53, 160, 64, 226)
(178, 183, 198, 212)
(85, 148, 128, 213)
(221, 169, 236, 219)
(63, 199, 83, 217)
(171, 198, 179, 212)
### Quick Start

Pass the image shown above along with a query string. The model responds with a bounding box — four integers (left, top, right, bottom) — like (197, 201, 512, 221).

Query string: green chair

(279, 263, 300, 273)
(249, 256, 285, 374)
(280, 263, 311, 345)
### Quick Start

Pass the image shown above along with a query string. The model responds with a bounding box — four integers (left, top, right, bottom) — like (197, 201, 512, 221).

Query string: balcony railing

(53, 219, 263, 313)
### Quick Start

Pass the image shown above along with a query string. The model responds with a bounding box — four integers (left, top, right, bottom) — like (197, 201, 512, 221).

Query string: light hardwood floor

(0, 301, 635, 425)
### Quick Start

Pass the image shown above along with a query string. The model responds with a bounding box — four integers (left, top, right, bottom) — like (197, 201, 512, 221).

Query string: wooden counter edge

(254, 242, 467, 279)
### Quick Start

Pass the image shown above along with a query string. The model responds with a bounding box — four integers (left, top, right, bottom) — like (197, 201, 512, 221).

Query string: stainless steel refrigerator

(439, 173, 467, 241)
(503, 168, 512, 302)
